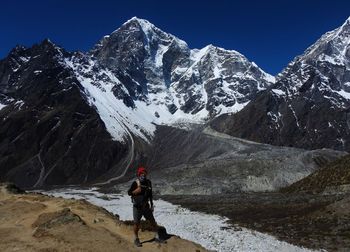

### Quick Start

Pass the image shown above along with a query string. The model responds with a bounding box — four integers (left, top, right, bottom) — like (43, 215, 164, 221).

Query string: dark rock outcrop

(0, 40, 128, 188)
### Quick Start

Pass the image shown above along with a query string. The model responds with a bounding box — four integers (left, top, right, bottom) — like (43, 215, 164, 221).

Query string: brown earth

(0, 184, 206, 252)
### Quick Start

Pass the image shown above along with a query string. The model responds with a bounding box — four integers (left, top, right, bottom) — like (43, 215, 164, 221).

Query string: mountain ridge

(212, 16, 350, 151)
(61, 16, 275, 142)
(0, 17, 349, 189)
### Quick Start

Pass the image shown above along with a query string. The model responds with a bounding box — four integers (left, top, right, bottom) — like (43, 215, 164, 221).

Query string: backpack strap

(136, 178, 141, 187)
(146, 179, 152, 189)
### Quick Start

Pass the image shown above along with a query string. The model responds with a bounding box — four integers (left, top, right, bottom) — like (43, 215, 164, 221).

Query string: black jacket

(128, 178, 153, 208)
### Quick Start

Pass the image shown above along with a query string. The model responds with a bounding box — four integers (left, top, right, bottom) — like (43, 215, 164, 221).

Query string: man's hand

(132, 186, 141, 195)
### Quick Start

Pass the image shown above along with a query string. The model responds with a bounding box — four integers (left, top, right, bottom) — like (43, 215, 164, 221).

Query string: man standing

(128, 166, 163, 247)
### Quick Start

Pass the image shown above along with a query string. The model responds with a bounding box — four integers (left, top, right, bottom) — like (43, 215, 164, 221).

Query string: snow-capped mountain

(0, 17, 274, 187)
(53, 17, 275, 143)
(67, 17, 274, 142)
(0, 40, 131, 187)
(274, 16, 350, 103)
(212, 17, 350, 151)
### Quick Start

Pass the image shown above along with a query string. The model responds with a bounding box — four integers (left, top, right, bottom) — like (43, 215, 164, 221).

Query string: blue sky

(1, 0, 349, 75)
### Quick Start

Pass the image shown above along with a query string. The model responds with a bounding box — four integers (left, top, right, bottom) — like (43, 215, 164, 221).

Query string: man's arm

(133, 180, 142, 195)
(128, 181, 140, 196)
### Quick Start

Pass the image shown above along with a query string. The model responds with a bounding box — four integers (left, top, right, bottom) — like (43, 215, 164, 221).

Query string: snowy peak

(201, 44, 275, 83)
(274, 16, 350, 106)
(93, 16, 189, 62)
(278, 17, 350, 74)
(117, 17, 189, 48)
(119, 16, 152, 29)
(114, 16, 172, 44)
(340, 15, 350, 32)
(221, 16, 350, 152)
(170, 43, 274, 116)
(0, 39, 68, 97)
(117, 16, 172, 42)
(302, 17, 350, 62)
(117, 16, 163, 35)
(90, 17, 191, 94)
(64, 17, 275, 142)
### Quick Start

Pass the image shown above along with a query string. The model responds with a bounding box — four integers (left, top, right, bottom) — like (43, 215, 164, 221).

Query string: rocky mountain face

(0, 17, 348, 190)
(0, 17, 275, 188)
(0, 40, 129, 188)
(212, 17, 350, 151)
(90, 17, 274, 116)
(66, 17, 274, 143)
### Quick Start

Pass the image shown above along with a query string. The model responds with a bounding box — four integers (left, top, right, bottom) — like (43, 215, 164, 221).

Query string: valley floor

(44, 187, 314, 252)
(161, 192, 350, 252)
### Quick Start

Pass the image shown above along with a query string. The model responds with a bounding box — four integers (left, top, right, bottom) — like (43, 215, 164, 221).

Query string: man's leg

(144, 207, 166, 243)
(134, 223, 140, 238)
(133, 206, 142, 247)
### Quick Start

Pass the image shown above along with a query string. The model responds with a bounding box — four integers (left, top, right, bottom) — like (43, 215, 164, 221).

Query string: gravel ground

(160, 192, 350, 252)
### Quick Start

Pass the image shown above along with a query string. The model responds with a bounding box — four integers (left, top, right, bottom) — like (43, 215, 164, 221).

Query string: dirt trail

(0, 184, 206, 252)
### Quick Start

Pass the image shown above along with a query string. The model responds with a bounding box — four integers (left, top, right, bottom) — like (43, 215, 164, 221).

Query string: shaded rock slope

(0, 41, 130, 188)
(282, 153, 350, 193)
(116, 125, 346, 194)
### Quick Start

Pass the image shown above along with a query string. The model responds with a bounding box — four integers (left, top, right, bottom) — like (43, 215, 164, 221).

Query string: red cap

(137, 167, 147, 177)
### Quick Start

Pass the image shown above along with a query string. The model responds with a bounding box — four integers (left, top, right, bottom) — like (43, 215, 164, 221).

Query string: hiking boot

(134, 238, 142, 247)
